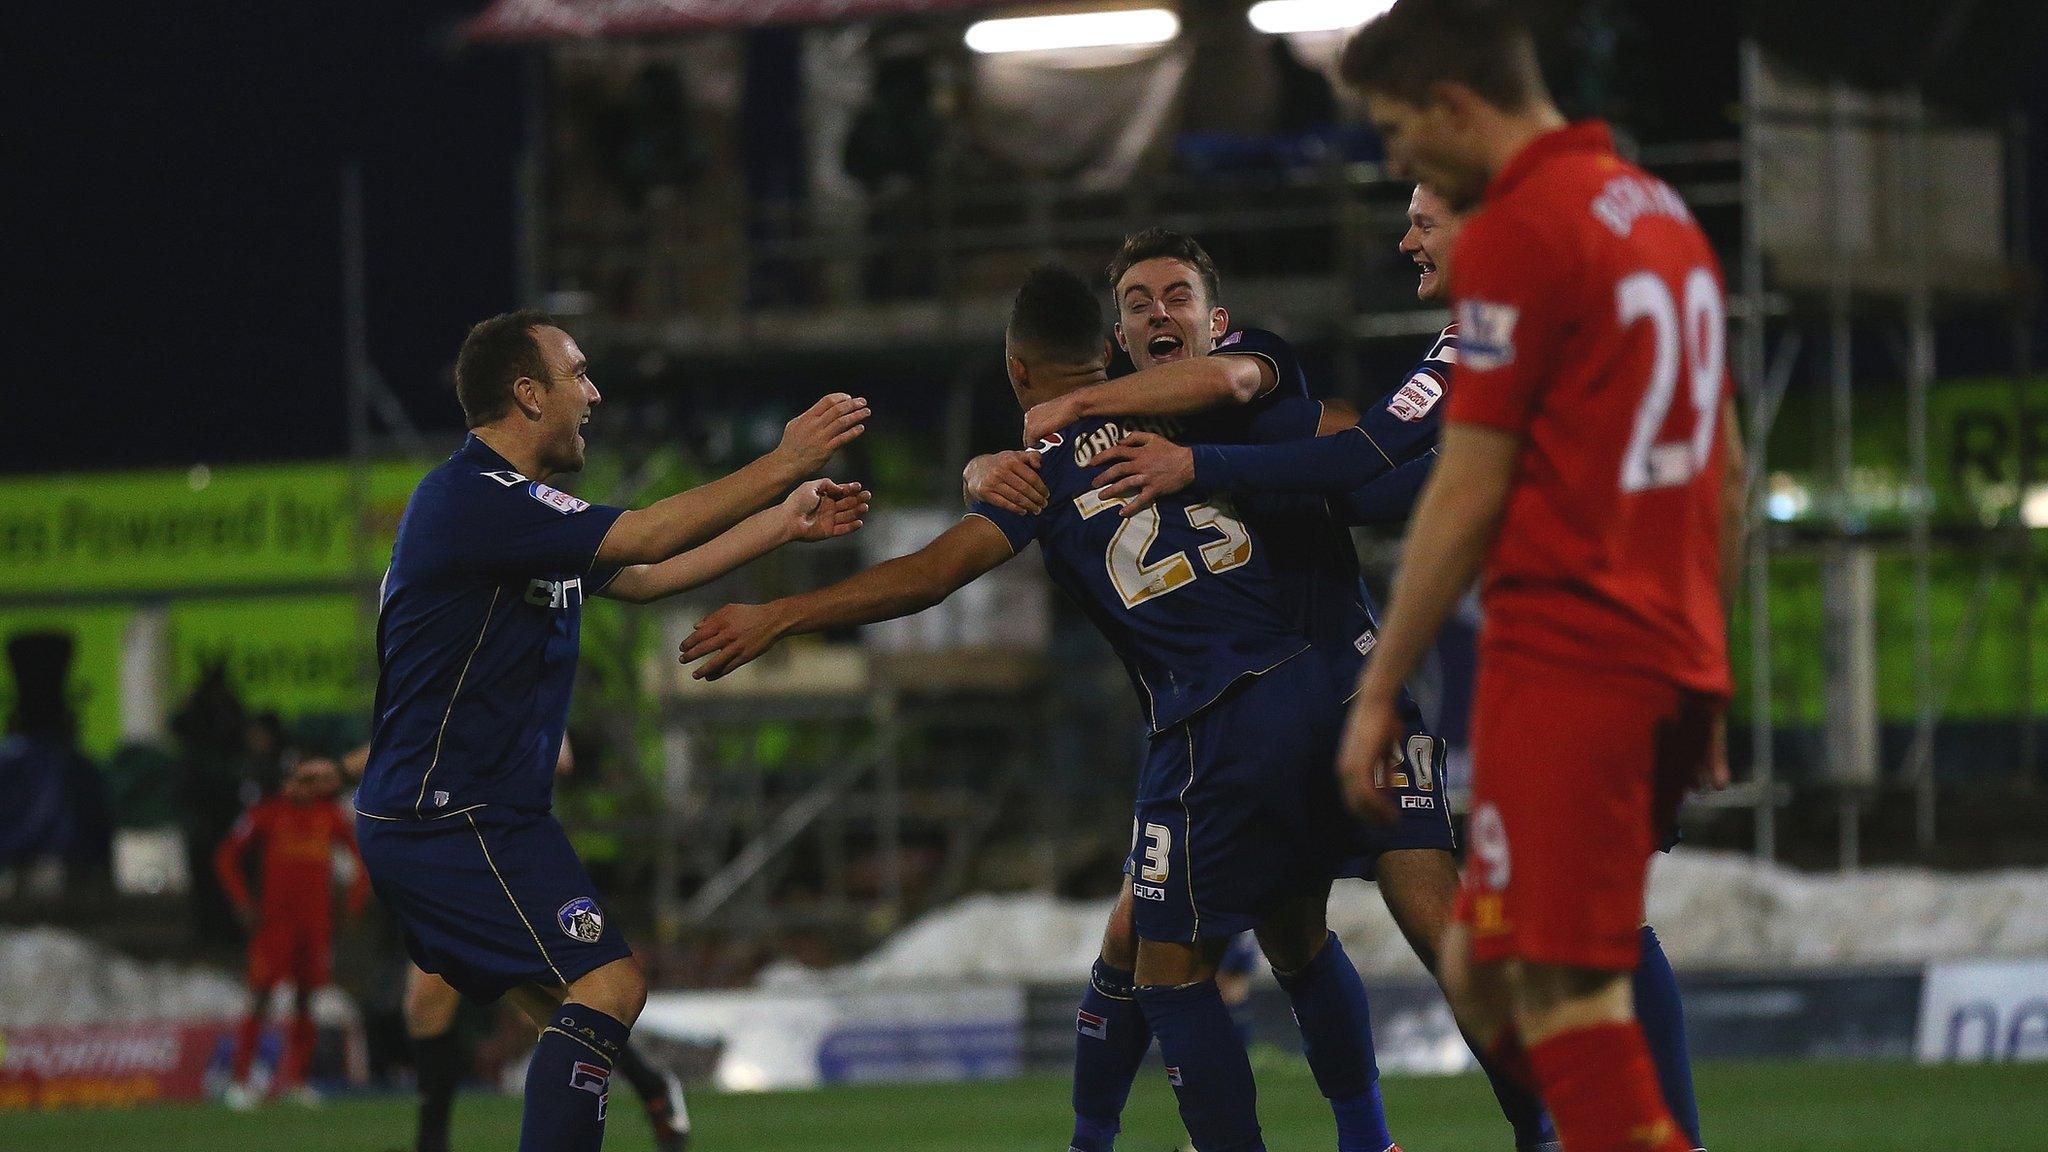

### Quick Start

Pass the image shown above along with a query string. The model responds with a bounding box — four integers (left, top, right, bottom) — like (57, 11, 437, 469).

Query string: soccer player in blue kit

(354, 310, 869, 1152)
(969, 229, 1537, 1151)
(682, 265, 1433, 1152)
(1067, 191, 1708, 1152)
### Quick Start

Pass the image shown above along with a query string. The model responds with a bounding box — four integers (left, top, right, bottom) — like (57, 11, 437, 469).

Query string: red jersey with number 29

(1445, 121, 1731, 696)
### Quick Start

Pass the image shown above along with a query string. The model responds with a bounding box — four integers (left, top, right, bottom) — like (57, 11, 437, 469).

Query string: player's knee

(1134, 938, 1221, 986)
(1510, 963, 1632, 1042)
(570, 957, 647, 1027)
(404, 971, 462, 1038)
(1099, 889, 1138, 971)
(1252, 925, 1323, 974)
(1252, 895, 1329, 974)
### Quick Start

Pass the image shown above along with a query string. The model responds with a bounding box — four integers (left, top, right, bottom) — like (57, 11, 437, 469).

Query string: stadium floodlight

(964, 8, 1180, 54)
(1246, 0, 1396, 35)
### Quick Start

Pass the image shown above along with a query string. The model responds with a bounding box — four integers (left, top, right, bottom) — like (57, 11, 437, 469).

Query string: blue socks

(1271, 934, 1394, 1152)
(1136, 980, 1265, 1152)
(1070, 960, 1152, 1152)
(520, 1002, 630, 1152)
(1634, 924, 1703, 1149)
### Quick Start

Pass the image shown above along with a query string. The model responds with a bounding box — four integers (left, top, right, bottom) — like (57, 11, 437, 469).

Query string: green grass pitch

(8, 1060, 2043, 1151)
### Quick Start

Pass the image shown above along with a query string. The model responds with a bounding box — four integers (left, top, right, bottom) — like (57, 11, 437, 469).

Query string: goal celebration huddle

(357, 2, 1739, 1150)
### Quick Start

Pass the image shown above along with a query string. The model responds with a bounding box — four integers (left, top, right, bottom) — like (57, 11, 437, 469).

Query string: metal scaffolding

(1736, 40, 2039, 865)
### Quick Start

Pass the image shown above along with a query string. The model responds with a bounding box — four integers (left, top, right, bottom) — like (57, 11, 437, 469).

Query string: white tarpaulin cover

(760, 850, 2048, 989)
(0, 926, 353, 1028)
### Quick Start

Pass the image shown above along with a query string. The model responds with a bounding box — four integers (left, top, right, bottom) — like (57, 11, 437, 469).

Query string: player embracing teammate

(1337, 3, 1744, 1152)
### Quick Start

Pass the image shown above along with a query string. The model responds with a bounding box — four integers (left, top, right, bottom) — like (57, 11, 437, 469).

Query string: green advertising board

(0, 460, 433, 755)
(0, 460, 429, 596)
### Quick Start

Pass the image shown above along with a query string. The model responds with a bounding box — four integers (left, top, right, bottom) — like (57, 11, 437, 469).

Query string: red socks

(232, 1015, 263, 1081)
(1528, 1022, 1692, 1152)
(277, 1014, 317, 1091)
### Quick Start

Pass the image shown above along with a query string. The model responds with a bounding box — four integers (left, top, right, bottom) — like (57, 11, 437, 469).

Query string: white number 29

(1617, 266, 1724, 493)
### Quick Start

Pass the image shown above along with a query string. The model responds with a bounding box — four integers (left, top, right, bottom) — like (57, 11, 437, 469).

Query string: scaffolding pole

(1738, 40, 1777, 859)
(342, 163, 379, 667)
(2012, 110, 2040, 792)
(1905, 88, 1939, 852)
(1824, 77, 1864, 871)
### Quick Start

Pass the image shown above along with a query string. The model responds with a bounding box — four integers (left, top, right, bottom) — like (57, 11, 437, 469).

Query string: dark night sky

(18, 0, 519, 474)
(13, 3, 2044, 477)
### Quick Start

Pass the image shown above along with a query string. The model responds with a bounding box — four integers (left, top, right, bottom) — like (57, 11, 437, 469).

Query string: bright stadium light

(964, 8, 1180, 55)
(1247, 0, 1396, 35)
(2025, 484, 2048, 528)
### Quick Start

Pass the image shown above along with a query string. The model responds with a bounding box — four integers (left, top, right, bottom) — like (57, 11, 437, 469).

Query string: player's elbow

(906, 570, 960, 613)
(597, 512, 670, 568)
(1218, 361, 1266, 404)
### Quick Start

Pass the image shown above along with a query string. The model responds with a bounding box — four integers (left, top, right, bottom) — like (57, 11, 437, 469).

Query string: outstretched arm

(1022, 355, 1274, 444)
(1336, 450, 1439, 525)
(679, 516, 1017, 680)
(597, 394, 869, 566)
(1087, 397, 1386, 515)
(600, 480, 871, 604)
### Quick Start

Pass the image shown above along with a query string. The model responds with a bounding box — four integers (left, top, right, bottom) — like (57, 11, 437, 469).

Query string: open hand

(1335, 692, 1400, 825)
(1089, 432, 1194, 515)
(776, 394, 870, 475)
(787, 479, 871, 542)
(963, 451, 1048, 515)
(680, 603, 786, 680)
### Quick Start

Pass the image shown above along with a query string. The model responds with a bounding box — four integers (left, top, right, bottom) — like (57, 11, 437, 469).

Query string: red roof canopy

(463, 0, 1022, 41)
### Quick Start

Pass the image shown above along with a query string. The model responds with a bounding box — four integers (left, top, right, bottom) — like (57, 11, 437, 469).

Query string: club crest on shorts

(557, 896, 605, 942)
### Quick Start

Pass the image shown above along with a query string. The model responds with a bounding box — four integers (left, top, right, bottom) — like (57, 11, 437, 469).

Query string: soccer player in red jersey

(1334, 4, 1744, 1151)
(214, 755, 369, 1106)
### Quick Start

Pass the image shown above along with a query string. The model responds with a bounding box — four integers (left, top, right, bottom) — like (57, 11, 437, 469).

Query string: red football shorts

(247, 917, 333, 990)
(1453, 647, 1721, 971)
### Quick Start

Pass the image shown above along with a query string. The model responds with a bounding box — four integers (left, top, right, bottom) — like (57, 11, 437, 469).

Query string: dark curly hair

(1008, 265, 1105, 364)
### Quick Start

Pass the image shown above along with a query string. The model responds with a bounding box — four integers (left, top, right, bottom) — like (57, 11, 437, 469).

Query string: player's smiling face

(1399, 183, 1463, 303)
(1115, 257, 1227, 371)
(530, 326, 601, 474)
